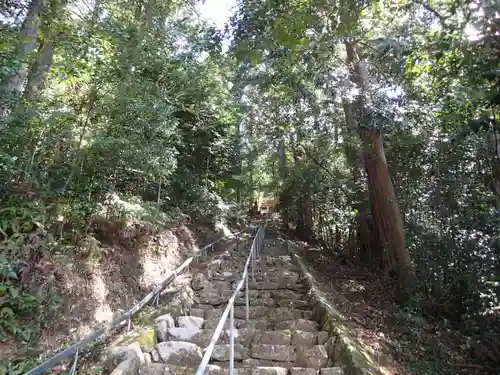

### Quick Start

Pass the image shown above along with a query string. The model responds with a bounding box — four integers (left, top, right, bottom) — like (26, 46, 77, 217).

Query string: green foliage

(0, 357, 38, 375)
(0, 259, 38, 343)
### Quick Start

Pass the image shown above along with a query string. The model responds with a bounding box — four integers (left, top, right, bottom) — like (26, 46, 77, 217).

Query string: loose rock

(155, 341, 203, 366)
(156, 315, 175, 342)
(178, 315, 204, 329)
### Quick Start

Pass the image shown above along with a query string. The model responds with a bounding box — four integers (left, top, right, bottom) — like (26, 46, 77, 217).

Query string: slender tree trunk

(278, 135, 289, 230)
(345, 41, 414, 299)
(301, 185, 314, 239)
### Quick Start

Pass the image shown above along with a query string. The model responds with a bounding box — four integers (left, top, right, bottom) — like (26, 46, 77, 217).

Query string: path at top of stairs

(108, 224, 344, 375)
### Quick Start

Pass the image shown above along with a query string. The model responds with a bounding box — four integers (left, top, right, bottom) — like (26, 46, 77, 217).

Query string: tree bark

(23, 38, 54, 104)
(278, 135, 289, 230)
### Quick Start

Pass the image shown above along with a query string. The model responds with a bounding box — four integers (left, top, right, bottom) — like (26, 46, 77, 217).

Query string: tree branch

(412, 0, 447, 25)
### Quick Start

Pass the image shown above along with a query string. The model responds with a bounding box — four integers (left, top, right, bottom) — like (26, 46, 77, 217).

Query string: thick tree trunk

(345, 41, 414, 299)
(23, 39, 54, 104)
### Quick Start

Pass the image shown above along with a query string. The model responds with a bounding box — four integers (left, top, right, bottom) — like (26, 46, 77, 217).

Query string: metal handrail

(22, 229, 249, 375)
(195, 223, 266, 375)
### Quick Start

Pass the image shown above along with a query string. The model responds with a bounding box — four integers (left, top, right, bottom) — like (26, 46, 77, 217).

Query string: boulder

(104, 343, 145, 373)
(155, 314, 175, 342)
(168, 327, 214, 347)
(178, 315, 204, 329)
(108, 343, 145, 375)
(155, 341, 203, 366)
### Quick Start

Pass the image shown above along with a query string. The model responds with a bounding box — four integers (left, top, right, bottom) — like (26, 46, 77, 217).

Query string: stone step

(249, 344, 329, 368)
(162, 326, 329, 348)
(204, 306, 311, 321)
(140, 364, 345, 375)
(248, 281, 305, 291)
(203, 318, 319, 332)
(196, 288, 307, 305)
(232, 297, 310, 309)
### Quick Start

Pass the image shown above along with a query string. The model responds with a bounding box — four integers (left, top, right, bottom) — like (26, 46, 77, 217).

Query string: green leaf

(0, 307, 14, 317)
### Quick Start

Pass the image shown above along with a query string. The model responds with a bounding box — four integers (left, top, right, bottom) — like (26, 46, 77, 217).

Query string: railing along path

(195, 221, 267, 375)
(22, 226, 255, 375)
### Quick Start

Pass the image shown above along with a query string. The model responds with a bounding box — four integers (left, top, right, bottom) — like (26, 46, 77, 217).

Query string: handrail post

(245, 270, 249, 321)
(251, 242, 255, 281)
(229, 304, 235, 375)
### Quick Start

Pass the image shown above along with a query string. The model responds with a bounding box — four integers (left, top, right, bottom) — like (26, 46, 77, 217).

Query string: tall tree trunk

(232, 79, 245, 208)
(23, 38, 54, 104)
(342, 98, 379, 267)
(278, 135, 289, 230)
(345, 41, 414, 300)
(0, 0, 46, 118)
(302, 186, 314, 239)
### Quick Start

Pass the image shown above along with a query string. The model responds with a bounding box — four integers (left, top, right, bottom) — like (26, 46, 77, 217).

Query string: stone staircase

(130, 225, 343, 375)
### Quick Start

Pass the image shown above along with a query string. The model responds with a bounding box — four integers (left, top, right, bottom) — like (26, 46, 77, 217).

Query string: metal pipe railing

(22, 228, 251, 375)
(195, 223, 266, 375)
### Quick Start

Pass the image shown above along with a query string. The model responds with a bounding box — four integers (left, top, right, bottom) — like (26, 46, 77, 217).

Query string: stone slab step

(249, 344, 329, 369)
(195, 289, 307, 306)
(204, 307, 312, 322)
(232, 298, 309, 309)
(205, 318, 271, 330)
(203, 317, 319, 332)
(140, 364, 344, 375)
(163, 327, 328, 348)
